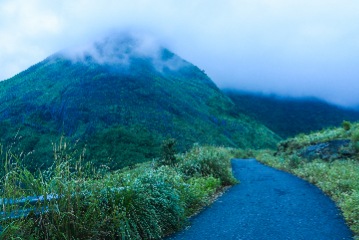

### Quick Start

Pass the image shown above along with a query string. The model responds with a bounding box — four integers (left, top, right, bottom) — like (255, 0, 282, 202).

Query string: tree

(158, 138, 177, 166)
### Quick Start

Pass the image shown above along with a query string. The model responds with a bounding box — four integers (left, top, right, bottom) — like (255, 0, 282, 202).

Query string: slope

(0, 34, 280, 171)
(225, 90, 359, 138)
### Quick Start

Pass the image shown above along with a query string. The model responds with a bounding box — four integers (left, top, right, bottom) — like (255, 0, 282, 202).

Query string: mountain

(0, 34, 280, 171)
(225, 90, 359, 138)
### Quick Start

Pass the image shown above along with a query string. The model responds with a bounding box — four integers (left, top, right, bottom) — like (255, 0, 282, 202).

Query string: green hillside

(0, 35, 280, 171)
(225, 90, 359, 138)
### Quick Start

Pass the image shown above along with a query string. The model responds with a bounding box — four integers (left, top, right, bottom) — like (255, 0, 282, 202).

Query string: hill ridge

(225, 89, 359, 138)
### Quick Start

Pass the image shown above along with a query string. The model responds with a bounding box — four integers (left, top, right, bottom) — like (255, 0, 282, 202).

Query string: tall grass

(178, 145, 237, 186)
(0, 141, 237, 239)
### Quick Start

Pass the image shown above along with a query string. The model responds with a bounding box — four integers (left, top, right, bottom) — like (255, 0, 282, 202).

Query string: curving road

(168, 159, 353, 240)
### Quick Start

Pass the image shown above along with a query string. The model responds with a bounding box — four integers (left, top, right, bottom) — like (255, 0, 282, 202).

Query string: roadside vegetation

(0, 138, 238, 239)
(255, 121, 359, 239)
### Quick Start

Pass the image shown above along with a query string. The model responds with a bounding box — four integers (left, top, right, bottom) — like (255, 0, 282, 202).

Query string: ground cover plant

(255, 122, 359, 239)
(0, 139, 238, 239)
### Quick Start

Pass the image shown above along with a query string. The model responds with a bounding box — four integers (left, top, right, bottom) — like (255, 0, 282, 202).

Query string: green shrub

(93, 168, 186, 239)
(0, 162, 186, 239)
(178, 146, 237, 186)
(0, 142, 237, 239)
(158, 138, 178, 167)
(188, 177, 221, 200)
(288, 154, 302, 169)
(351, 129, 359, 153)
(342, 121, 351, 131)
(342, 190, 359, 234)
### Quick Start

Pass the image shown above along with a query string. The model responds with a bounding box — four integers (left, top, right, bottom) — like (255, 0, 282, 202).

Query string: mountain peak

(0, 36, 280, 171)
(59, 32, 186, 73)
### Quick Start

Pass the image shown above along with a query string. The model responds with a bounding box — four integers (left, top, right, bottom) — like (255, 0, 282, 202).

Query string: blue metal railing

(0, 194, 59, 221)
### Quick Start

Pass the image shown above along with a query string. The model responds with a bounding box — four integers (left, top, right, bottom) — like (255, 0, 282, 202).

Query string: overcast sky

(1, 0, 359, 107)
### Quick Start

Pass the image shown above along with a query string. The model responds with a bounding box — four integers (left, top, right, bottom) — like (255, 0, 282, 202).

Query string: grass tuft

(0, 140, 238, 239)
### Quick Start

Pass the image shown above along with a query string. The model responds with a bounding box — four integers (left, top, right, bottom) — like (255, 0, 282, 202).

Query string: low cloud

(61, 31, 188, 73)
(62, 32, 158, 64)
(1, 0, 359, 107)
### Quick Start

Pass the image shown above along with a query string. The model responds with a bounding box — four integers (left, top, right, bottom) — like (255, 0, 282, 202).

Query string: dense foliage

(225, 90, 359, 138)
(0, 36, 279, 172)
(255, 122, 359, 238)
(0, 140, 238, 239)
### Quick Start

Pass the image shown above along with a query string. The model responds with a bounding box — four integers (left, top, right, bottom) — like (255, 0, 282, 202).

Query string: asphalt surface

(168, 159, 353, 240)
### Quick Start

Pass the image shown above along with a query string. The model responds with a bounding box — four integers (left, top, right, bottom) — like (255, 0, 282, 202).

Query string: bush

(288, 154, 302, 169)
(351, 129, 359, 153)
(342, 121, 351, 131)
(178, 146, 237, 186)
(158, 138, 178, 166)
(0, 142, 237, 239)
(0, 163, 186, 239)
(342, 190, 359, 234)
(188, 177, 221, 200)
(94, 168, 186, 239)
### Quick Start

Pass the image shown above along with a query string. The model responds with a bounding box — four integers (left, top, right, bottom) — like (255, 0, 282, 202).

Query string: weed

(0, 141, 237, 239)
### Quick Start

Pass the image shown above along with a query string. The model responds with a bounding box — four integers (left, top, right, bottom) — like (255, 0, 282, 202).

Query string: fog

(1, 0, 359, 107)
(62, 32, 162, 65)
(61, 31, 189, 73)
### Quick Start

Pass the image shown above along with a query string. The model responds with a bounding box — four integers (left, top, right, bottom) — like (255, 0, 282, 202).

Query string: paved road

(168, 159, 353, 240)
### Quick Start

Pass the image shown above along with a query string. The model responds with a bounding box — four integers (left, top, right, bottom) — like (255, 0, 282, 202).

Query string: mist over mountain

(0, 33, 280, 171)
(2, 1, 359, 109)
(225, 90, 359, 138)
